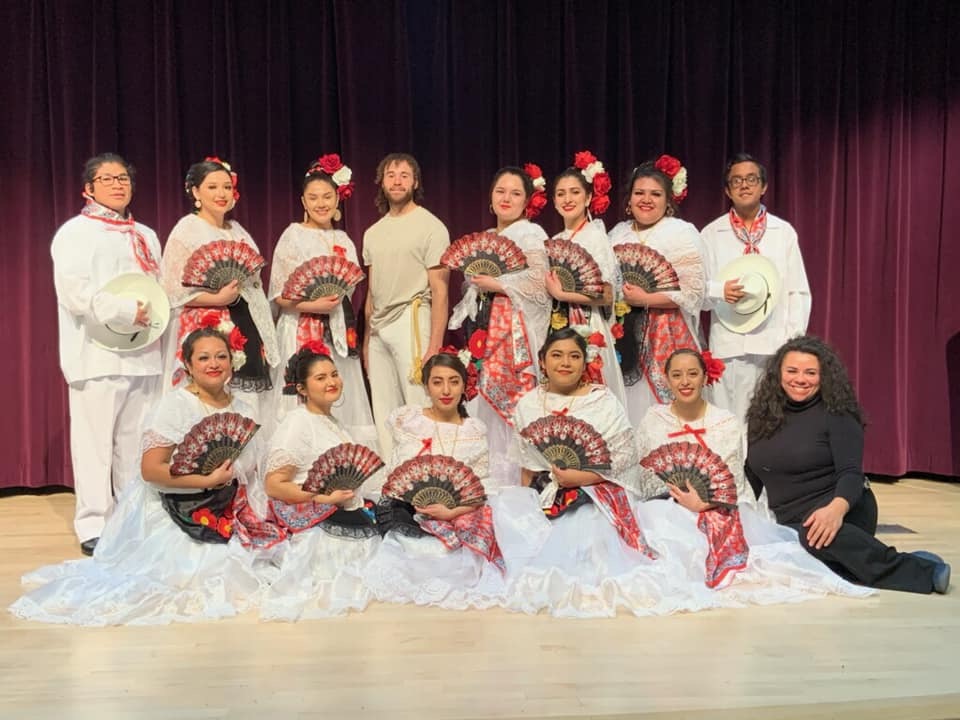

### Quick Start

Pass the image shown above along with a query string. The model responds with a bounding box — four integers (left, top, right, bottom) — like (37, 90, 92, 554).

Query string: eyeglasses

(728, 174, 761, 189)
(93, 174, 131, 186)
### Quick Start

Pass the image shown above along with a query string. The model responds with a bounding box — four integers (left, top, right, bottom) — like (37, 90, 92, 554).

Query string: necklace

(432, 420, 460, 457)
(564, 217, 588, 241)
(188, 385, 231, 415)
(542, 386, 579, 417)
(313, 411, 353, 443)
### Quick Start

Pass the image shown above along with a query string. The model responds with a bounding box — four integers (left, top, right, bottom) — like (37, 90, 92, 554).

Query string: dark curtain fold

(1, 0, 958, 488)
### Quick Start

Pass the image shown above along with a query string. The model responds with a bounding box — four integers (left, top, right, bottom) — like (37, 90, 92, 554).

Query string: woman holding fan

(545, 151, 627, 406)
(445, 164, 551, 488)
(258, 344, 383, 620)
(269, 155, 375, 446)
(634, 347, 874, 602)
(363, 353, 515, 609)
(10, 328, 270, 625)
(161, 157, 279, 424)
(608, 157, 706, 427)
(507, 329, 675, 618)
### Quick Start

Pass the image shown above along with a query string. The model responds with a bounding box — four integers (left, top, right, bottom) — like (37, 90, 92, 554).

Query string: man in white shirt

(701, 153, 811, 426)
(362, 153, 450, 456)
(51, 153, 164, 554)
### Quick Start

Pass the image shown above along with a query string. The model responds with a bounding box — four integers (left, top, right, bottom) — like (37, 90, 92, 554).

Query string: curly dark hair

(373, 153, 424, 215)
(746, 335, 865, 442)
(282, 346, 335, 399)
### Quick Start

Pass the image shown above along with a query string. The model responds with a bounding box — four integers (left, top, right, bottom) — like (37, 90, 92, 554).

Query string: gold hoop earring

(303, 210, 309, 222)
(625, 206, 632, 218)
(333, 208, 342, 222)
(194, 199, 201, 209)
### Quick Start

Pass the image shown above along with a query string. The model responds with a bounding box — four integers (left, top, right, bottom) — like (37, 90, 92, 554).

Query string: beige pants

(367, 303, 432, 458)
(68, 374, 159, 542)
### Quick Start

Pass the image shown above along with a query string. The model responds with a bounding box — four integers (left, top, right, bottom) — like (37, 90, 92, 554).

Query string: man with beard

(362, 153, 449, 456)
(701, 153, 811, 427)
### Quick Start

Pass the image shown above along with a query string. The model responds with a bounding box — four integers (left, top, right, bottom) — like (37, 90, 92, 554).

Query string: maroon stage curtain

(1, 0, 958, 488)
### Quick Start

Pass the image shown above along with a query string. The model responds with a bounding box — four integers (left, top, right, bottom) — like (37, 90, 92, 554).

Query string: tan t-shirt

(362, 205, 449, 332)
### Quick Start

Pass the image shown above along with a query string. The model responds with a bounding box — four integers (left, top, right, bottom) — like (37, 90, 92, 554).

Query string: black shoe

(80, 537, 99, 556)
(911, 550, 944, 565)
(932, 562, 951, 595)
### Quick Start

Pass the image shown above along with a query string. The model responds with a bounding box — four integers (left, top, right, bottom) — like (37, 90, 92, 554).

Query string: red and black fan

(181, 240, 266, 290)
(381, 455, 487, 509)
(544, 238, 605, 298)
(639, 441, 738, 508)
(281, 255, 365, 301)
(168, 412, 261, 476)
(301, 443, 385, 494)
(613, 243, 681, 292)
(440, 231, 528, 277)
(519, 415, 612, 471)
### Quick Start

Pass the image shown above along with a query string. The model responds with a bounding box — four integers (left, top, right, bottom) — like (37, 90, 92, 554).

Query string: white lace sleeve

(709, 412, 756, 509)
(140, 430, 175, 454)
(634, 412, 670, 500)
(659, 222, 706, 316)
(265, 448, 302, 475)
(267, 225, 301, 301)
(160, 217, 204, 308)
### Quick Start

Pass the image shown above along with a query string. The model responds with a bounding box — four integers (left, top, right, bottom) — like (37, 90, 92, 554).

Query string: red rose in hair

(525, 190, 548, 219)
(611, 322, 625, 339)
(318, 154, 343, 175)
(303, 339, 331, 356)
(591, 171, 612, 196)
(465, 361, 479, 400)
(590, 194, 610, 216)
(228, 326, 248, 351)
(346, 328, 358, 349)
(584, 356, 604, 384)
(702, 350, 726, 386)
(655, 154, 682, 178)
(523, 162, 543, 180)
(468, 329, 488, 359)
(337, 182, 354, 201)
(587, 331, 606, 348)
(573, 151, 597, 170)
(200, 311, 222, 328)
(230, 172, 240, 202)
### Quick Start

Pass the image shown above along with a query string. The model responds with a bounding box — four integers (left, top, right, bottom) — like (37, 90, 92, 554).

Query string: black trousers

(788, 488, 936, 594)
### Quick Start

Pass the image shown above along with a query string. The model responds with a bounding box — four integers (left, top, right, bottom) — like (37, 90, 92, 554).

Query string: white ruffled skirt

(9, 481, 268, 626)
(259, 527, 378, 621)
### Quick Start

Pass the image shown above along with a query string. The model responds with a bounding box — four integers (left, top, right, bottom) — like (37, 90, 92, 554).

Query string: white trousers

(67, 375, 159, 542)
(708, 354, 767, 436)
(368, 303, 432, 458)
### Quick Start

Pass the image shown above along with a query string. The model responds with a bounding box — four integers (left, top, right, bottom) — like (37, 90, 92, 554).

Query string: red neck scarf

(728, 204, 767, 255)
(81, 197, 160, 277)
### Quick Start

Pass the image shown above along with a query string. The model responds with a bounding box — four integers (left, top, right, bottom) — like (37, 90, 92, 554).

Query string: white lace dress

(362, 406, 537, 609)
(449, 219, 551, 490)
(258, 407, 380, 621)
(505, 386, 693, 618)
(634, 403, 875, 605)
(608, 218, 705, 426)
(161, 214, 280, 426)
(267, 224, 376, 449)
(551, 219, 627, 407)
(9, 390, 270, 625)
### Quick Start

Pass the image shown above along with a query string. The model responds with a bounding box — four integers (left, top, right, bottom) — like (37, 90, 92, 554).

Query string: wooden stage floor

(1, 479, 958, 719)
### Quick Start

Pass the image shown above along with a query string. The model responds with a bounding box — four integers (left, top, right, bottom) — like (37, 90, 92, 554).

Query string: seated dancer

(506, 328, 676, 618)
(746, 335, 950, 594)
(362, 353, 509, 610)
(258, 344, 382, 620)
(635, 348, 873, 604)
(269, 155, 375, 447)
(10, 329, 269, 625)
(447, 164, 550, 488)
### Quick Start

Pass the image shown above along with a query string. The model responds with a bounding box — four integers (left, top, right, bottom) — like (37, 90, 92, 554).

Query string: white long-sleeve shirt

(701, 211, 811, 358)
(51, 214, 163, 383)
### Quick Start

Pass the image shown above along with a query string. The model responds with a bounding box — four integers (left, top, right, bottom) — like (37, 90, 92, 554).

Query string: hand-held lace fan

(301, 443, 384, 494)
(181, 240, 266, 290)
(440, 231, 528, 277)
(519, 415, 612, 471)
(381, 455, 487, 509)
(281, 255, 366, 301)
(168, 412, 261, 476)
(613, 243, 680, 292)
(639, 441, 738, 507)
(544, 238, 605, 298)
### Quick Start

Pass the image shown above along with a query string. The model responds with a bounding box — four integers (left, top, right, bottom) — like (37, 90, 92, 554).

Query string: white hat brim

(714, 255, 782, 334)
(88, 273, 171, 352)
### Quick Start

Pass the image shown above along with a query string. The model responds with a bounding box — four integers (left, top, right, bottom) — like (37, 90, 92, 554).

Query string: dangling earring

(333, 208, 342, 222)
(489, 204, 495, 215)
(539, 369, 549, 385)
(625, 206, 632, 218)
(303, 209, 309, 223)
(194, 199, 201, 209)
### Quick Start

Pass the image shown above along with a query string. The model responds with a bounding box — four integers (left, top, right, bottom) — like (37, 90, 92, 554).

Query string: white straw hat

(88, 273, 170, 352)
(714, 255, 782, 334)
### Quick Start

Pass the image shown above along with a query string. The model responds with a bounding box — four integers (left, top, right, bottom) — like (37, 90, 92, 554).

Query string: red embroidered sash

(590, 482, 658, 559)
(417, 504, 506, 572)
(479, 295, 536, 422)
(697, 506, 749, 588)
(81, 199, 160, 277)
(642, 308, 698, 403)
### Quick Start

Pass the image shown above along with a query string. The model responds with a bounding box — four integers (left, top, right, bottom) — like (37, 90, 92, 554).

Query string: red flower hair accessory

(572, 150, 612, 216)
(523, 163, 548, 219)
(306, 153, 355, 201)
(701, 350, 725, 386)
(301, 339, 332, 357)
(654, 154, 689, 204)
(204, 156, 240, 201)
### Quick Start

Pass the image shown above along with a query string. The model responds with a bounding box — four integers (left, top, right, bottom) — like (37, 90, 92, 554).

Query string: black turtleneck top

(745, 394, 866, 525)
